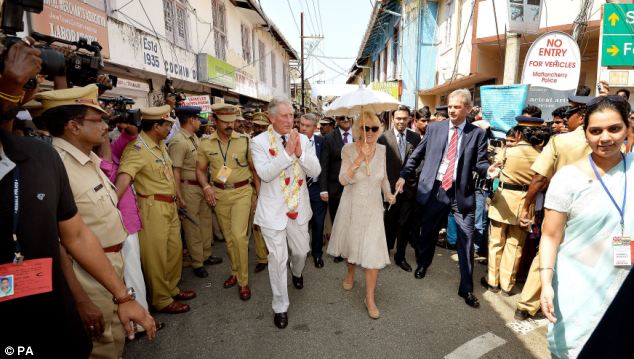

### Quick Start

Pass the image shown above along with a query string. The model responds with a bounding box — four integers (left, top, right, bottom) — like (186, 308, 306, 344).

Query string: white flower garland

(267, 125, 302, 218)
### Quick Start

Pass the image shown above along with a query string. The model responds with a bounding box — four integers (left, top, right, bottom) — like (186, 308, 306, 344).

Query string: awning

(418, 73, 494, 96)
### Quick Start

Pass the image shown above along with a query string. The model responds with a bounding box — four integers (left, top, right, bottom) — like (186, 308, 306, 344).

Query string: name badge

(612, 236, 632, 266)
(438, 160, 449, 176)
(0, 258, 53, 302)
(216, 166, 232, 184)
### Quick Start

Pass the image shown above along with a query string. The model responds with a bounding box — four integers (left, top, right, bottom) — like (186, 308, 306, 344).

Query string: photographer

(0, 40, 155, 356)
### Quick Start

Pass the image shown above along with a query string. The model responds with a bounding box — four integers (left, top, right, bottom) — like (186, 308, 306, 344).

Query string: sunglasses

(336, 116, 351, 121)
(363, 126, 380, 133)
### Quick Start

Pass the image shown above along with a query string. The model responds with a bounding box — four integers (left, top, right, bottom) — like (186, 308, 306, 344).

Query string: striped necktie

(441, 127, 459, 191)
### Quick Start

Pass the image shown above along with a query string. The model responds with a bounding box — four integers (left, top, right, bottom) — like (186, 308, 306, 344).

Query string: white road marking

(444, 332, 507, 359)
(506, 318, 549, 335)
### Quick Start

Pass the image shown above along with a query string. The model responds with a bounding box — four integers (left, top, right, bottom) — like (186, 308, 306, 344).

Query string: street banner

(521, 31, 581, 121)
(480, 84, 529, 138)
(507, 0, 542, 34)
(181, 95, 212, 113)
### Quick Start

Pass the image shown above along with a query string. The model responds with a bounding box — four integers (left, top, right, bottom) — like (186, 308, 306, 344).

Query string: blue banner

(480, 84, 529, 138)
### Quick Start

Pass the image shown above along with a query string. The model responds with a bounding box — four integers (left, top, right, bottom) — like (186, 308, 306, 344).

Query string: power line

(285, 0, 301, 35)
(312, 0, 323, 35)
(312, 54, 357, 60)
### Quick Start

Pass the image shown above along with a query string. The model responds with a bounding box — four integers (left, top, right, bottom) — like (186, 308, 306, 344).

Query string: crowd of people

(1, 38, 633, 359)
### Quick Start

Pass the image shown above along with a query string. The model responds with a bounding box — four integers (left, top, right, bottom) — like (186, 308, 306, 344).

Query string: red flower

(284, 177, 290, 185)
(298, 179, 303, 186)
(287, 211, 298, 219)
(269, 148, 277, 156)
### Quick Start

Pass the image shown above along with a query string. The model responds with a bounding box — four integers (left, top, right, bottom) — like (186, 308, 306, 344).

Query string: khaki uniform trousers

(138, 198, 182, 310)
(487, 220, 528, 292)
(73, 252, 125, 359)
(516, 252, 542, 315)
(249, 187, 268, 264)
(215, 185, 252, 286)
(181, 183, 213, 268)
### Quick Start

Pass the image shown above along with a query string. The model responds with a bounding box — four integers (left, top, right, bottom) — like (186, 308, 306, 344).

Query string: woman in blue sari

(540, 95, 633, 358)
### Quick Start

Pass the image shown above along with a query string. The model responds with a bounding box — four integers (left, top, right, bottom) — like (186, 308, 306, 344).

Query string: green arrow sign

(601, 35, 634, 66)
(603, 4, 634, 35)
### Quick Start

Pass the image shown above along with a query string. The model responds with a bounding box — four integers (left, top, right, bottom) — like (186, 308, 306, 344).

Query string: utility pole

(502, 32, 521, 84)
(301, 12, 305, 111)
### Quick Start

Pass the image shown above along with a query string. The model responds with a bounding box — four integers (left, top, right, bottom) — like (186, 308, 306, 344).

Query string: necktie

(441, 127, 459, 191)
(398, 132, 406, 160)
(281, 135, 287, 147)
(343, 132, 349, 144)
(307, 139, 315, 186)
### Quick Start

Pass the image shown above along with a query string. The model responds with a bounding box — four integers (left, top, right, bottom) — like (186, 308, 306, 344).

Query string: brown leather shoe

(173, 290, 197, 301)
(159, 301, 190, 314)
(223, 275, 238, 288)
(239, 285, 251, 301)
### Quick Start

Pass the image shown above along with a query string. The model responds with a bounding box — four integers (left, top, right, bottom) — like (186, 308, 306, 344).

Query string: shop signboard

(197, 54, 236, 89)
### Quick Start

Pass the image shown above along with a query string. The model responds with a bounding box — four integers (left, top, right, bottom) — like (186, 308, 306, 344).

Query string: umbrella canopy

(325, 84, 401, 116)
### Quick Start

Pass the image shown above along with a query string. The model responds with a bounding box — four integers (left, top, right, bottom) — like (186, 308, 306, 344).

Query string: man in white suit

(251, 98, 321, 329)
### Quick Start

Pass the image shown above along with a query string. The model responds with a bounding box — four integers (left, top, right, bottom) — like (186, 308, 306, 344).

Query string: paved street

(125, 241, 549, 359)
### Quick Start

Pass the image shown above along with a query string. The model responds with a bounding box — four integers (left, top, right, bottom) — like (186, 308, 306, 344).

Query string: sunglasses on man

(363, 126, 380, 133)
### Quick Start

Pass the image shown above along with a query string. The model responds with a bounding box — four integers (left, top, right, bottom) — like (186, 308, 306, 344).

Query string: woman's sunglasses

(363, 126, 380, 133)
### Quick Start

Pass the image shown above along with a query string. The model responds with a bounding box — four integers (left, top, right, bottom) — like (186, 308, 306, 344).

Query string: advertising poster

(480, 84, 529, 138)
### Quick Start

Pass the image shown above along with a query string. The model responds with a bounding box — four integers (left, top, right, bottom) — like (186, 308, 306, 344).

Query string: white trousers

(260, 220, 310, 313)
(122, 232, 149, 310)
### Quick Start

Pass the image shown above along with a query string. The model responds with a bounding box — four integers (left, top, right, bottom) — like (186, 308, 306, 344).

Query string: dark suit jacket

(308, 135, 324, 198)
(319, 128, 346, 199)
(400, 120, 489, 212)
(378, 129, 420, 199)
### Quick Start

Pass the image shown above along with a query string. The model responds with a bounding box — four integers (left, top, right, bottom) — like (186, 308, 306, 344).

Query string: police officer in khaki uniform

(196, 104, 259, 300)
(35, 85, 145, 358)
(249, 112, 269, 272)
(116, 105, 196, 314)
(514, 96, 593, 320)
(168, 106, 221, 278)
(481, 116, 543, 295)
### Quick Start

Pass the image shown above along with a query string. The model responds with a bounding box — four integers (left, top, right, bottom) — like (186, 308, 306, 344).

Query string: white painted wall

(476, 0, 605, 39)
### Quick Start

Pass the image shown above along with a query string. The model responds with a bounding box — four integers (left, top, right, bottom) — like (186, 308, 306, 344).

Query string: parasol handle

(362, 112, 370, 176)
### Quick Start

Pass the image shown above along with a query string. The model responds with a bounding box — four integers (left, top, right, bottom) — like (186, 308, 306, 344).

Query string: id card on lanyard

(589, 154, 631, 266)
(1, 167, 53, 302)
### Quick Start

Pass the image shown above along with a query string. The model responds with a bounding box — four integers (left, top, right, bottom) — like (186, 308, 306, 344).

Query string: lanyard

(138, 135, 167, 164)
(217, 139, 232, 166)
(589, 154, 627, 235)
(12, 167, 23, 265)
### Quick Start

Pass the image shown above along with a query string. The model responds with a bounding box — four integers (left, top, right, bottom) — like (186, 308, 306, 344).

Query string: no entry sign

(521, 31, 581, 91)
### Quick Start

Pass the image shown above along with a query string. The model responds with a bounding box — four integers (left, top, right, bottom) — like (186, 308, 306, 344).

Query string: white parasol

(325, 84, 401, 176)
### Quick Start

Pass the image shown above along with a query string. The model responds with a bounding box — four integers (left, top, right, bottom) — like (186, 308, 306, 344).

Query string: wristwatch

(112, 287, 136, 304)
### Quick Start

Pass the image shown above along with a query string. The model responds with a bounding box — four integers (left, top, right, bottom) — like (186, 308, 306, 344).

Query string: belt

(213, 180, 250, 190)
(103, 243, 123, 253)
(137, 193, 176, 203)
(181, 179, 200, 186)
(499, 182, 528, 192)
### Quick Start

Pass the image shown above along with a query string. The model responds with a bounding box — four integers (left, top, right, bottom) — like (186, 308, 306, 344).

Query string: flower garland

(268, 125, 303, 219)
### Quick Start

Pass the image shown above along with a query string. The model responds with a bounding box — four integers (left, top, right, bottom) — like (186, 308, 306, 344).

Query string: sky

(258, 0, 373, 85)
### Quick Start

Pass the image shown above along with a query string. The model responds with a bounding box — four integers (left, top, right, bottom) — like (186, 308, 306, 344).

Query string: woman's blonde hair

(351, 111, 383, 141)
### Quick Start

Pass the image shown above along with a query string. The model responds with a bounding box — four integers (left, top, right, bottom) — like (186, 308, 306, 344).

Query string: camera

(0, 0, 105, 88)
(99, 96, 141, 127)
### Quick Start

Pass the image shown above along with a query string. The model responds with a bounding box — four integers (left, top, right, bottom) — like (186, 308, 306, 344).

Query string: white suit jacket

(251, 130, 321, 230)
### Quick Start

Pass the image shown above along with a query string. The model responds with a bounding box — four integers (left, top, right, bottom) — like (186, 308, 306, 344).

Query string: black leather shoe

(333, 256, 344, 263)
(314, 256, 324, 268)
(193, 266, 209, 278)
(459, 291, 480, 308)
(480, 276, 499, 293)
(414, 266, 427, 279)
(274, 312, 288, 329)
(292, 275, 304, 289)
(254, 262, 268, 273)
(203, 256, 223, 266)
(395, 259, 412, 272)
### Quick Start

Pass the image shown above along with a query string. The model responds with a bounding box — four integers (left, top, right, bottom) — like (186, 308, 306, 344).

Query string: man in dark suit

(319, 115, 352, 263)
(299, 113, 327, 268)
(396, 89, 492, 308)
(378, 106, 420, 272)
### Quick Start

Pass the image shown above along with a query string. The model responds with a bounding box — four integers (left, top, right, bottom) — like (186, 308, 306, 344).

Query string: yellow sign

(369, 81, 400, 100)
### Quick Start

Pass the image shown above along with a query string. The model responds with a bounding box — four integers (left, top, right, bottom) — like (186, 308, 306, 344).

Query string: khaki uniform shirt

(489, 141, 541, 225)
(119, 131, 176, 196)
(198, 131, 253, 185)
(52, 138, 127, 247)
(531, 126, 590, 179)
(168, 129, 200, 181)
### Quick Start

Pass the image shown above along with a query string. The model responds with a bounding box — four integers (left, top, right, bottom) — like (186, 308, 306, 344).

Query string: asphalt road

(124, 241, 549, 359)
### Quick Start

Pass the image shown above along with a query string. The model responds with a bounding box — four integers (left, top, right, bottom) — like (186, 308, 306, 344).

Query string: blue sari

(544, 154, 633, 358)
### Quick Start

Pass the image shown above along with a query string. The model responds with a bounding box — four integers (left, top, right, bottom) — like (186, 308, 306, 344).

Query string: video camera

(99, 96, 141, 127)
(0, 0, 107, 88)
